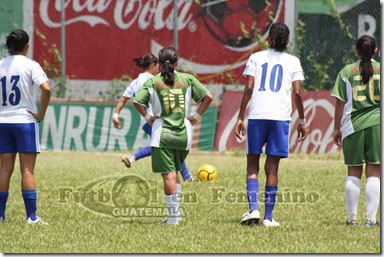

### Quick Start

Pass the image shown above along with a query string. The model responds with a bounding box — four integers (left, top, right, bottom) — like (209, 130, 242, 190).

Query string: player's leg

(263, 155, 280, 226)
(152, 147, 186, 224)
(0, 153, 17, 222)
(262, 120, 289, 227)
(122, 123, 153, 168)
(16, 123, 47, 224)
(343, 131, 364, 225)
(0, 123, 18, 222)
(240, 119, 265, 225)
(364, 125, 380, 226)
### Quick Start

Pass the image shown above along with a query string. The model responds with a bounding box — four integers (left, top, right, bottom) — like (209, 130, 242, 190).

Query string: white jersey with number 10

(243, 49, 304, 121)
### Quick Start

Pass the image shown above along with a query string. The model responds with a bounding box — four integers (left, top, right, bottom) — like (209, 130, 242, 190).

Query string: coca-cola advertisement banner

(215, 91, 339, 154)
(28, 0, 291, 84)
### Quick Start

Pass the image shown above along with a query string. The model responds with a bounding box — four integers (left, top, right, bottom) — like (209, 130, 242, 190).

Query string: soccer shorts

(151, 147, 189, 173)
(246, 119, 290, 158)
(342, 125, 380, 166)
(142, 123, 152, 137)
(0, 123, 40, 153)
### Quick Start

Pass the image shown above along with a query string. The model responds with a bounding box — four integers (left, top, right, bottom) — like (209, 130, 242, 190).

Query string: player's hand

(332, 129, 342, 147)
(147, 116, 157, 126)
(235, 119, 246, 140)
(113, 117, 121, 129)
(187, 116, 198, 126)
(297, 124, 309, 142)
(27, 110, 44, 123)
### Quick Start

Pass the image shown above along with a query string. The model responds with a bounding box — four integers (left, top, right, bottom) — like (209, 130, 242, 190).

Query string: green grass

(0, 151, 380, 253)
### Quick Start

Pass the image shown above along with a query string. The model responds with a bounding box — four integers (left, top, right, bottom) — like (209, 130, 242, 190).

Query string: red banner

(32, 0, 286, 83)
(214, 91, 339, 154)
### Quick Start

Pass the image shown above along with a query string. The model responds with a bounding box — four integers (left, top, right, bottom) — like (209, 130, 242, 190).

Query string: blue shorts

(142, 123, 152, 137)
(0, 123, 40, 153)
(246, 119, 289, 158)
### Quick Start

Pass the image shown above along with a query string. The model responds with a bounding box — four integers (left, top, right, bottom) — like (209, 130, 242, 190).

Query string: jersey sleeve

(133, 79, 151, 108)
(123, 80, 136, 98)
(331, 69, 348, 102)
(32, 62, 49, 86)
(190, 75, 209, 103)
(291, 57, 305, 82)
(242, 54, 256, 77)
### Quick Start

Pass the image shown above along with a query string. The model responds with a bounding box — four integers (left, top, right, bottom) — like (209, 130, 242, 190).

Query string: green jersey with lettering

(134, 72, 209, 150)
(331, 60, 380, 140)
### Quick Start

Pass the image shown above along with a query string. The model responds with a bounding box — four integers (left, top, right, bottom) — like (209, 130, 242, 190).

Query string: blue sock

(246, 178, 259, 213)
(134, 146, 151, 161)
(0, 192, 9, 220)
(264, 185, 278, 221)
(22, 190, 37, 221)
(180, 162, 191, 181)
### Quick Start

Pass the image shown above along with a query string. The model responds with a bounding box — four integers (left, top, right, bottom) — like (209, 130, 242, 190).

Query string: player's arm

(235, 75, 254, 140)
(292, 80, 308, 142)
(113, 96, 130, 129)
(332, 98, 346, 147)
(187, 92, 213, 126)
(28, 81, 51, 122)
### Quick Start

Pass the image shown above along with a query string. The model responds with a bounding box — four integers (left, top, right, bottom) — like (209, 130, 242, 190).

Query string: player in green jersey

(134, 47, 213, 224)
(332, 35, 380, 227)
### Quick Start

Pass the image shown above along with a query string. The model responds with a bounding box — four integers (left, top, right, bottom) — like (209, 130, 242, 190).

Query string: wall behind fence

(39, 101, 218, 152)
(215, 90, 338, 154)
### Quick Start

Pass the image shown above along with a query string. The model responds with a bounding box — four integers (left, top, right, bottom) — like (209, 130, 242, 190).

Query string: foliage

(99, 74, 132, 101)
(35, 29, 69, 98)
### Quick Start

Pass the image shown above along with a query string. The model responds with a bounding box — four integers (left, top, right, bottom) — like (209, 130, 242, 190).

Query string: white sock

(176, 183, 181, 198)
(365, 176, 380, 223)
(165, 193, 180, 223)
(345, 176, 360, 221)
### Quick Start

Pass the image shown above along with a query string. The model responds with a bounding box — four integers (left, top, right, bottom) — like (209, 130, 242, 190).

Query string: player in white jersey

(112, 54, 196, 182)
(0, 29, 51, 224)
(235, 23, 308, 227)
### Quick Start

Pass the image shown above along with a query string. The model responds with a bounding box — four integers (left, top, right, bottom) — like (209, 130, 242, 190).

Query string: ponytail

(356, 35, 376, 85)
(158, 47, 178, 86)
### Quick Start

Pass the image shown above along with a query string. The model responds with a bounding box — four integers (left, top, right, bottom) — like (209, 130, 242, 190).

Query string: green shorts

(151, 147, 189, 173)
(342, 125, 380, 166)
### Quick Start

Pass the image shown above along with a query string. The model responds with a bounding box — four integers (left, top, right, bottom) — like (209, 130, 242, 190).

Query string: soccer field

(0, 151, 380, 253)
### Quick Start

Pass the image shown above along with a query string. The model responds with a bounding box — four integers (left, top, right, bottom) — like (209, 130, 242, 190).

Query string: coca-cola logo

(39, 0, 193, 30)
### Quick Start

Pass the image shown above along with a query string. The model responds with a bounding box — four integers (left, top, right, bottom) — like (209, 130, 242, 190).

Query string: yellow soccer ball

(197, 164, 218, 182)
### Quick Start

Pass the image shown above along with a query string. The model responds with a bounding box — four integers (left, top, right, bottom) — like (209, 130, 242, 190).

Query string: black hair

(133, 53, 158, 70)
(268, 23, 289, 52)
(356, 35, 376, 85)
(158, 47, 178, 86)
(5, 29, 29, 55)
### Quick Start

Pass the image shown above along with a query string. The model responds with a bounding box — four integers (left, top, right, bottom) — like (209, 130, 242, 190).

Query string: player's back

(0, 55, 47, 123)
(244, 49, 304, 121)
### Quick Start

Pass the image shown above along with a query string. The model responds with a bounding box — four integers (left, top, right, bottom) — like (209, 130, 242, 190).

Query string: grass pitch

(0, 151, 380, 253)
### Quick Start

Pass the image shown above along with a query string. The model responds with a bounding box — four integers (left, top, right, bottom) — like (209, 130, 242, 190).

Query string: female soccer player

(332, 35, 380, 227)
(113, 54, 196, 182)
(133, 47, 213, 224)
(0, 29, 51, 224)
(235, 23, 308, 227)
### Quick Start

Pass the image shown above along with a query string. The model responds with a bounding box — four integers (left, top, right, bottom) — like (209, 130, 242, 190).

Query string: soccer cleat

(159, 218, 181, 225)
(263, 219, 280, 227)
(121, 154, 135, 168)
(185, 177, 199, 182)
(364, 219, 379, 227)
(346, 219, 357, 226)
(240, 210, 260, 225)
(27, 216, 48, 225)
(0, 217, 5, 224)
